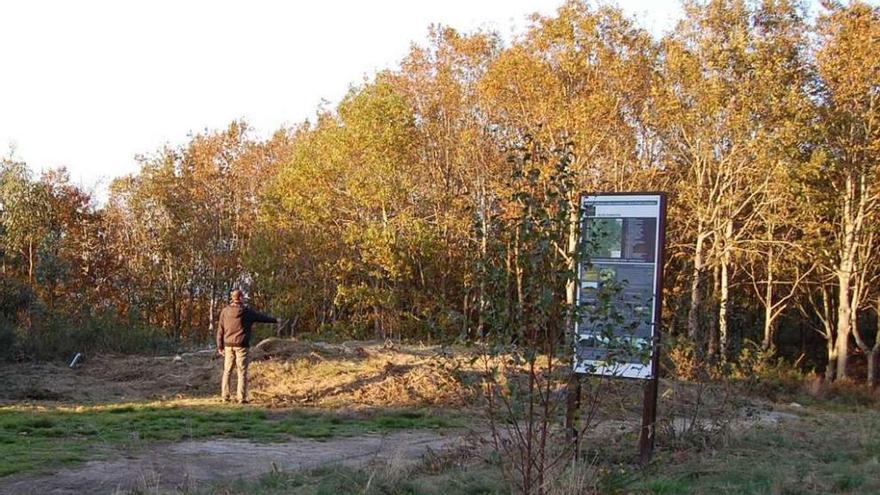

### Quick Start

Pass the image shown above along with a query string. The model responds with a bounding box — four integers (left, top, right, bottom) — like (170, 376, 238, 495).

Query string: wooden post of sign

(565, 374, 582, 459)
(638, 193, 667, 465)
(638, 343, 660, 464)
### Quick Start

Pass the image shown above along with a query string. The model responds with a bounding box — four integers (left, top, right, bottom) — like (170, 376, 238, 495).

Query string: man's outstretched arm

(246, 308, 279, 324)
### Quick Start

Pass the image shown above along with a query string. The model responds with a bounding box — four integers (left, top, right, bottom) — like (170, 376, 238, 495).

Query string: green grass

(0, 401, 463, 477)
(202, 463, 506, 495)
(193, 401, 880, 495)
(623, 406, 880, 494)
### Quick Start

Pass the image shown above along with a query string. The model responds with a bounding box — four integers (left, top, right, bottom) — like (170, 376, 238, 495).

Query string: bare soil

(0, 339, 471, 408)
(0, 430, 466, 495)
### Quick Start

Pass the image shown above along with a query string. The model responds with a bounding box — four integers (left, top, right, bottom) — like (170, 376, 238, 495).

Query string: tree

(654, 0, 811, 361)
(742, 0, 814, 353)
(393, 26, 503, 338)
(0, 158, 53, 287)
(478, 0, 656, 340)
(37, 168, 96, 313)
(263, 78, 425, 339)
(805, 0, 880, 380)
(479, 138, 577, 494)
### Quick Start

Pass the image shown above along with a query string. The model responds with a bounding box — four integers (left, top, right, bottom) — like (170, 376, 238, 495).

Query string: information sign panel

(574, 193, 666, 379)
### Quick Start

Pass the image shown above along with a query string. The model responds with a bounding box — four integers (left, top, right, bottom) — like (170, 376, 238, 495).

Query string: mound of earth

(249, 339, 471, 407)
(0, 339, 474, 408)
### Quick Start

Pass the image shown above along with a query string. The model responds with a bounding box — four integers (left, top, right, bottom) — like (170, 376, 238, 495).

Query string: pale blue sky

(0, 0, 807, 199)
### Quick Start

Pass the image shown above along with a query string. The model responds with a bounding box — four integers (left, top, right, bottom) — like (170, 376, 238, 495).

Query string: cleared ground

(0, 429, 465, 494)
(1, 339, 878, 494)
(0, 339, 469, 408)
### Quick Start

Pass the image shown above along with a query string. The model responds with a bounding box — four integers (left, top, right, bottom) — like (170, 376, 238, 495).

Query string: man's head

(230, 289, 244, 304)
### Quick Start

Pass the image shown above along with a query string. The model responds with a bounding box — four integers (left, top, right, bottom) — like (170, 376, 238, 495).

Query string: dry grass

(0, 339, 476, 410)
(249, 339, 472, 408)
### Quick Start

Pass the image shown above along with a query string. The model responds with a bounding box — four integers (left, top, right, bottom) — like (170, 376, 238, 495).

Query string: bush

(802, 376, 880, 407)
(4, 309, 174, 362)
(663, 336, 703, 380)
(0, 277, 32, 319)
(0, 319, 16, 360)
(87, 315, 173, 355)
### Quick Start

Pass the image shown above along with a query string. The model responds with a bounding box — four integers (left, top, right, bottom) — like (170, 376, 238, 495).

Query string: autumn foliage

(1, 0, 878, 385)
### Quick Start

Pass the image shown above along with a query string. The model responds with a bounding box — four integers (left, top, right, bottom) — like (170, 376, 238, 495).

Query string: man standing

(216, 289, 279, 404)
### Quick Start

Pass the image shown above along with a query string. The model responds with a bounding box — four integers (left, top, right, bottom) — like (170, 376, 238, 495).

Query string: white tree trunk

(719, 219, 733, 361)
(827, 336, 838, 381)
(762, 249, 775, 351)
(708, 263, 720, 359)
(208, 293, 216, 335)
(819, 284, 836, 382)
(565, 198, 579, 327)
(719, 261, 730, 361)
(687, 232, 707, 344)
(476, 182, 489, 338)
(835, 268, 852, 380)
(835, 176, 857, 380)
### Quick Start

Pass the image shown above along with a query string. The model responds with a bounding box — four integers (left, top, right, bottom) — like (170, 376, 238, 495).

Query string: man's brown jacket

(216, 302, 277, 349)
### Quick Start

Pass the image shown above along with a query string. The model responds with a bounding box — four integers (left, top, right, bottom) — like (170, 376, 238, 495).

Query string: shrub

(663, 336, 702, 381)
(804, 377, 880, 407)
(0, 319, 16, 360)
(0, 277, 32, 319)
(4, 309, 174, 362)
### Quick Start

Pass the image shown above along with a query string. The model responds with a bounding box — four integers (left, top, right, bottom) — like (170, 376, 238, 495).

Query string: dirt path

(0, 430, 464, 495)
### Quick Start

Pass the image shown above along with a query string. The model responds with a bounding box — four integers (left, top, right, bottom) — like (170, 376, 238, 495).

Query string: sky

(1, 1, 687, 199)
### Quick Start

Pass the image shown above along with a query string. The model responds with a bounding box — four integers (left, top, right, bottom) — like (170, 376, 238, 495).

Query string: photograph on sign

(574, 194, 664, 379)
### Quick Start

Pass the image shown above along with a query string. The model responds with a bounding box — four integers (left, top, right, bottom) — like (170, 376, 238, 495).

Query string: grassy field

(202, 464, 507, 495)
(197, 404, 879, 495)
(631, 406, 880, 495)
(2, 341, 879, 494)
(0, 400, 460, 477)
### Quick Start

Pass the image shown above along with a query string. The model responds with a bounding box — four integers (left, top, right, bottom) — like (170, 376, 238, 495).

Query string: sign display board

(574, 193, 666, 379)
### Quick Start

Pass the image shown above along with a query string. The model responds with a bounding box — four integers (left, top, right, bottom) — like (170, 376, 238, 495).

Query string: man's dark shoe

(238, 399, 249, 405)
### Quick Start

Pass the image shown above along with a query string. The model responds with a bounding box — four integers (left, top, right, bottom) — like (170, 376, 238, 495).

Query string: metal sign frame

(572, 192, 667, 463)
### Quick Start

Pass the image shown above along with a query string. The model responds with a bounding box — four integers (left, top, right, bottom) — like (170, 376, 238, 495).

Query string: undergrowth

(626, 407, 880, 494)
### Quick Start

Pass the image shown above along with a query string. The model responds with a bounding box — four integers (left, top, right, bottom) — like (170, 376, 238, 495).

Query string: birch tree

(807, 0, 880, 380)
(743, 0, 813, 352)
